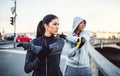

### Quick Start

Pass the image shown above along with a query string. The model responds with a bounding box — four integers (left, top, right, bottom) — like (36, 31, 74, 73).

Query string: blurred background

(0, 0, 120, 76)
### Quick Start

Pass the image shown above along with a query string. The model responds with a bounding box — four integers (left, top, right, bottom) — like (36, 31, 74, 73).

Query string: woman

(63, 16, 92, 76)
(23, 14, 64, 76)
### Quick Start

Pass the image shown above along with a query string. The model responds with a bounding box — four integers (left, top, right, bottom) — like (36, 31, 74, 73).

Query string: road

(0, 41, 15, 49)
(1, 42, 120, 76)
(0, 44, 66, 76)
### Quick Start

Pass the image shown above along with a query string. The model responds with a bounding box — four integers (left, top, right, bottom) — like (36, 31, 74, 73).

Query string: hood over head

(72, 16, 86, 33)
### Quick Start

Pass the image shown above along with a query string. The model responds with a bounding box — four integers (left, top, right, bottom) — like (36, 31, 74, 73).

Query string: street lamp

(10, 0, 17, 48)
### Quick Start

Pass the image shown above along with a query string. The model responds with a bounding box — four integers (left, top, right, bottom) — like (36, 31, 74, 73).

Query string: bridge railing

(89, 44, 120, 76)
(90, 38, 120, 45)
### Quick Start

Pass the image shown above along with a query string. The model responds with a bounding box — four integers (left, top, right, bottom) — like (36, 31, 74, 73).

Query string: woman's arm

(24, 50, 41, 73)
(63, 40, 79, 58)
(66, 31, 90, 43)
(66, 33, 78, 43)
(49, 38, 65, 55)
(24, 40, 43, 73)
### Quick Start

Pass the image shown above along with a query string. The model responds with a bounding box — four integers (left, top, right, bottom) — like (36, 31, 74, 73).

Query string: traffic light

(10, 17, 14, 25)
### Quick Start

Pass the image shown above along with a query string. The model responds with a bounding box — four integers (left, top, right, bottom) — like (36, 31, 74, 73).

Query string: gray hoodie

(63, 16, 91, 68)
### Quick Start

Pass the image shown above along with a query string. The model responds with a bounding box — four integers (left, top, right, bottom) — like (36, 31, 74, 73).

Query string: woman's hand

(75, 37, 86, 48)
(37, 45, 52, 60)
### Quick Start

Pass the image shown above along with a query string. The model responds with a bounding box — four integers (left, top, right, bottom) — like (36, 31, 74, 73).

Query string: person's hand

(56, 33, 66, 39)
(17, 43, 23, 47)
(17, 42, 29, 50)
(75, 39, 81, 48)
(75, 37, 86, 48)
(59, 33, 66, 39)
(37, 45, 52, 60)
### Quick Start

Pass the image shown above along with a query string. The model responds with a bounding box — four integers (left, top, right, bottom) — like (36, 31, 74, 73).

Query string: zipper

(44, 37, 48, 76)
(46, 58, 47, 76)
(77, 50, 81, 68)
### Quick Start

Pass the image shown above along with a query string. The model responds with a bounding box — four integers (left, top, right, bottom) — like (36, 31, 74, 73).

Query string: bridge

(89, 38, 120, 76)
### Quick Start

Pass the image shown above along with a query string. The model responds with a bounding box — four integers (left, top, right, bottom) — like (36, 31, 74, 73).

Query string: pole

(13, 0, 17, 48)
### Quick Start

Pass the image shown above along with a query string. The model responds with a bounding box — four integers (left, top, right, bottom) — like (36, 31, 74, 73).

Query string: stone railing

(90, 38, 120, 45)
(89, 45, 120, 76)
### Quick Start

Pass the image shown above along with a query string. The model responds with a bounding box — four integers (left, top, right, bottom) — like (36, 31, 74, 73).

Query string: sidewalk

(0, 49, 32, 76)
(0, 40, 14, 45)
(0, 42, 21, 49)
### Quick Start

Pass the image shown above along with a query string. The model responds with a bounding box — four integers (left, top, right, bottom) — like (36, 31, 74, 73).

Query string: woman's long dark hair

(36, 14, 58, 38)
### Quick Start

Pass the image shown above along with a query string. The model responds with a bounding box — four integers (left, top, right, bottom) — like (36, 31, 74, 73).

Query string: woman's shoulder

(81, 30, 90, 41)
(56, 36, 64, 41)
(82, 30, 90, 35)
(31, 37, 43, 44)
(31, 37, 40, 41)
(55, 37, 65, 44)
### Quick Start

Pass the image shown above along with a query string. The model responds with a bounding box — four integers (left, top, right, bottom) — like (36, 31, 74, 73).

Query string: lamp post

(14, 0, 17, 48)
(10, 0, 17, 48)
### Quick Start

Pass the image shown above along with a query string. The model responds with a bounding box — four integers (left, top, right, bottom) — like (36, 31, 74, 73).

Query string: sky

(0, 0, 120, 33)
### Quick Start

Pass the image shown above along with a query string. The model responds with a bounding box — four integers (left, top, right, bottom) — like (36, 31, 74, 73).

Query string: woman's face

(77, 20, 85, 31)
(45, 18, 59, 35)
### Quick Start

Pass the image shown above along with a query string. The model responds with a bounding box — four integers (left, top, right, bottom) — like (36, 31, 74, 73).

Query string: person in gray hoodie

(63, 16, 92, 76)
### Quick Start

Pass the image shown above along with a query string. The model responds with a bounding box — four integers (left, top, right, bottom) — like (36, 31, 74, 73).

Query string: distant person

(63, 16, 92, 76)
(18, 14, 64, 76)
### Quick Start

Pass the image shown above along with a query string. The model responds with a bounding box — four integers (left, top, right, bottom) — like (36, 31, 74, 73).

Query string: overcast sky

(0, 0, 120, 33)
